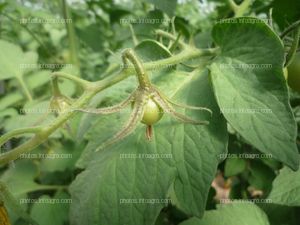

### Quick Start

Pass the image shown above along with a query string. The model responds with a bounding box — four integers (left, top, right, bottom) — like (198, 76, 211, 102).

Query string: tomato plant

(0, 0, 300, 225)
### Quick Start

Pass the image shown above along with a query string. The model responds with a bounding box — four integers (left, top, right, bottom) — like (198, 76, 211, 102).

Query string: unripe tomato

(287, 52, 300, 93)
(141, 98, 163, 125)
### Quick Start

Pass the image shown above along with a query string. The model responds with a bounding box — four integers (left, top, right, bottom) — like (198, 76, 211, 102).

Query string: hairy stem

(0, 46, 218, 165)
(0, 127, 43, 149)
(52, 72, 92, 89)
(61, 0, 80, 67)
(122, 49, 151, 88)
(156, 29, 188, 49)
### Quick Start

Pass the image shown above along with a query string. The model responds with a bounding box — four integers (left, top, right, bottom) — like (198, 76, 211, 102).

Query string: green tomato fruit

(141, 98, 163, 125)
(287, 52, 300, 92)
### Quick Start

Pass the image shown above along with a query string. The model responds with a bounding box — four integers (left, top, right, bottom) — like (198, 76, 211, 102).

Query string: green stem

(156, 29, 188, 49)
(61, 0, 80, 67)
(0, 46, 218, 165)
(52, 72, 92, 89)
(0, 127, 43, 149)
(227, 0, 239, 14)
(144, 48, 218, 70)
(285, 27, 300, 67)
(129, 24, 138, 46)
(235, 0, 253, 17)
(227, 0, 253, 17)
(280, 20, 300, 39)
(122, 49, 151, 88)
(17, 76, 33, 101)
(51, 76, 61, 96)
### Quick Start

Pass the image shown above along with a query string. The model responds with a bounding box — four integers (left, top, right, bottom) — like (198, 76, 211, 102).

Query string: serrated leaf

(0, 40, 37, 80)
(209, 17, 299, 170)
(268, 164, 300, 206)
(179, 202, 270, 225)
(30, 192, 70, 225)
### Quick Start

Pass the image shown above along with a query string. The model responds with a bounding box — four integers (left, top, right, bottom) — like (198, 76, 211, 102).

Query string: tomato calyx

(50, 95, 73, 116)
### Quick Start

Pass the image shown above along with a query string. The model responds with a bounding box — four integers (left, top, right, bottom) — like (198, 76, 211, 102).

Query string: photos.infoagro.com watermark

(120, 18, 171, 25)
(218, 18, 272, 24)
(19, 63, 72, 70)
(20, 17, 72, 24)
(20, 198, 72, 204)
(220, 108, 273, 114)
(19, 153, 72, 159)
(120, 198, 172, 204)
(120, 62, 175, 71)
(219, 63, 273, 69)
(219, 199, 272, 204)
(219, 153, 273, 160)
(120, 153, 173, 159)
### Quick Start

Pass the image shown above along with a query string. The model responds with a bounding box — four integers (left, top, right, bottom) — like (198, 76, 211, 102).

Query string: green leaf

(25, 70, 51, 90)
(77, 24, 105, 52)
(132, 10, 165, 37)
(179, 202, 270, 225)
(0, 40, 37, 80)
(146, 0, 177, 16)
(268, 164, 300, 206)
(0, 108, 18, 128)
(224, 158, 247, 177)
(171, 70, 227, 217)
(30, 192, 70, 225)
(0, 160, 40, 197)
(135, 40, 172, 60)
(210, 17, 299, 170)
(248, 160, 275, 192)
(4, 101, 54, 130)
(259, 203, 300, 225)
(39, 142, 84, 172)
(0, 92, 23, 111)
